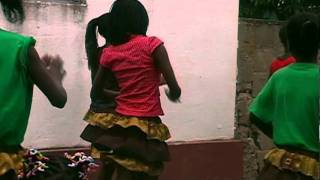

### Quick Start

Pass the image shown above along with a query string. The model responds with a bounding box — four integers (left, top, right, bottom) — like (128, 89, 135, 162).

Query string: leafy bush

(240, 0, 320, 20)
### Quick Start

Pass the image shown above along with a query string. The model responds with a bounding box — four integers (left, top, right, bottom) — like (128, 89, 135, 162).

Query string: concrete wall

(0, 0, 239, 148)
(236, 19, 284, 180)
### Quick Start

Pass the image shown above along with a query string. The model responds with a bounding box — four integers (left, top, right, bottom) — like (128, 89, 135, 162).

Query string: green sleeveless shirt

(0, 29, 36, 146)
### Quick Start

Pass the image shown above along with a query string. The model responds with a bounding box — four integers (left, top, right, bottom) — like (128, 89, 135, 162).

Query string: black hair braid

(97, 13, 110, 39)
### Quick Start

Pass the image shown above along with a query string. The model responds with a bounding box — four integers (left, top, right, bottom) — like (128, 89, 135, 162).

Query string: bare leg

(112, 165, 132, 180)
(99, 161, 115, 180)
(90, 160, 115, 180)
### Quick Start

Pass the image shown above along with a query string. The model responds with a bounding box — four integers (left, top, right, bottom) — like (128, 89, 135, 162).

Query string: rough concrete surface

(236, 19, 284, 179)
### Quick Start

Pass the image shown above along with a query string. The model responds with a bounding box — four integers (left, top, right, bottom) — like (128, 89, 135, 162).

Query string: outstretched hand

(42, 54, 66, 82)
(165, 88, 181, 103)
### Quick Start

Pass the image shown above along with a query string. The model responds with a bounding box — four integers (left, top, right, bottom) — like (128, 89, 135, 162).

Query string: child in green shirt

(250, 13, 319, 180)
(0, 0, 68, 179)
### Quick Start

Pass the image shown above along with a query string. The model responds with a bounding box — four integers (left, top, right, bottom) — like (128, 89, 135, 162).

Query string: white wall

(0, 0, 238, 148)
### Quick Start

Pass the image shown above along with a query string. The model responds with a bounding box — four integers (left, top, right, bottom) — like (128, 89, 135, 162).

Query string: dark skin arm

(153, 45, 181, 102)
(91, 66, 120, 100)
(249, 113, 273, 138)
(29, 47, 67, 108)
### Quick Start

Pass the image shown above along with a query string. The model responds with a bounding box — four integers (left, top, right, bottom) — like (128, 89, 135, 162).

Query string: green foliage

(239, 0, 320, 20)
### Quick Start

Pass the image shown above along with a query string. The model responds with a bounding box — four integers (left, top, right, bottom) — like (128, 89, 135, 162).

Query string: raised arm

(153, 45, 181, 102)
(29, 47, 67, 108)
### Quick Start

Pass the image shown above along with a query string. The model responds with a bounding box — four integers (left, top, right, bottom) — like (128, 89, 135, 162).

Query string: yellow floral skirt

(81, 110, 171, 176)
(0, 151, 24, 176)
(260, 148, 319, 180)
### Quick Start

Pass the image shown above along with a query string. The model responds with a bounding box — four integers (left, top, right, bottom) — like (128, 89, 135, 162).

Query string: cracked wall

(236, 19, 283, 180)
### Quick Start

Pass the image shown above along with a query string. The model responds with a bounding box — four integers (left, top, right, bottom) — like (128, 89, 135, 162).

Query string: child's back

(100, 35, 164, 117)
(0, 29, 35, 145)
(250, 13, 319, 180)
(251, 63, 319, 153)
(90, 45, 118, 112)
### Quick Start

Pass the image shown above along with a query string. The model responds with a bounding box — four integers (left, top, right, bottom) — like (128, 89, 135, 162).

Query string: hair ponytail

(85, 18, 99, 80)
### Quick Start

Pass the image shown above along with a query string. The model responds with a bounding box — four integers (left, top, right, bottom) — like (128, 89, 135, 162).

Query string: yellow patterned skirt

(81, 110, 171, 176)
(0, 150, 24, 176)
(263, 148, 319, 179)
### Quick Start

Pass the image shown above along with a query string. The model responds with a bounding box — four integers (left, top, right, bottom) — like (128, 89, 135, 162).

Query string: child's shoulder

(135, 35, 164, 53)
(0, 30, 35, 45)
(270, 63, 296, 82)
(133, 35, 163, 44)
(115, 35, 164, 53)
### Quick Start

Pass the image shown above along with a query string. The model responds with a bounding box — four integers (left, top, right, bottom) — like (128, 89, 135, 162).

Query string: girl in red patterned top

(81, 0, 181, 179)
(269, 25, 296, 76)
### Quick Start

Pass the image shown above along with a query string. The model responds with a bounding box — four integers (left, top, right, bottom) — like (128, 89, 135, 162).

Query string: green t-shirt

(249, 63, 319, 153)
(0, 29, 36, 146)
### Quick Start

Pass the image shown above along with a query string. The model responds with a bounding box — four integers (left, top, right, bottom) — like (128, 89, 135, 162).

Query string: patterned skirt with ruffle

(258, 148, 319, 180)
(80, 110, 171, 176)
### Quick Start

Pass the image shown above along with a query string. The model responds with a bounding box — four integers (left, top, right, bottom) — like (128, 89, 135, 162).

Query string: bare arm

(29, 47, 67, 108)
(153, 45, 181, 102)
(91, 66, 120, 100)
(250, 113, 273, 138)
